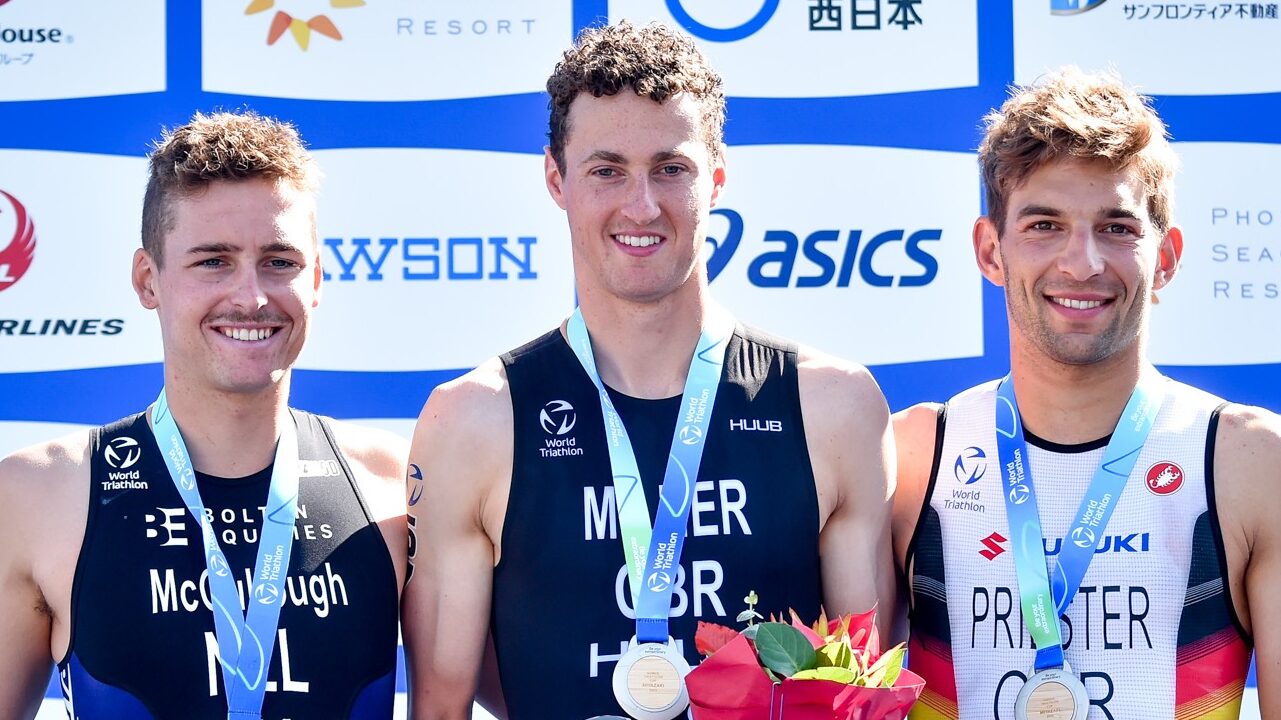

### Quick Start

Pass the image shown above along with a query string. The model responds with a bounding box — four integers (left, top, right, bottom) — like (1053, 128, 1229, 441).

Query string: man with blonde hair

(892, 68, 1280, 719)
(0, 110, 407, 719)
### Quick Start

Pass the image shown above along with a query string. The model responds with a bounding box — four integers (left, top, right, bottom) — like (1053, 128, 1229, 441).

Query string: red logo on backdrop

(0, 189, 37, 293)
(1146, 461, 1184, 495)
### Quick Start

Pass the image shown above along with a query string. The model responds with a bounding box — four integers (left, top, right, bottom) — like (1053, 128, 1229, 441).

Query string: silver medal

(611, 636, 690, 720)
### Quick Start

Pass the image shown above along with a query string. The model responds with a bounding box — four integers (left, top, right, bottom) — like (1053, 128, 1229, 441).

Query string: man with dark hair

(0, 110, 408, 719)
(403, 21, 896, 720)
(892, 68, 1281, 718)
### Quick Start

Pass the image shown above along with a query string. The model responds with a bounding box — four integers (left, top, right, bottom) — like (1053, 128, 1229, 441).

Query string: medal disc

(1014, 663, 1088, 720)
(611, 637, 690, 720)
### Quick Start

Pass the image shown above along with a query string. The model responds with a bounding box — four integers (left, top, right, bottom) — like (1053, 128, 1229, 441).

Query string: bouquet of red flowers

(686, 593, 923, 720)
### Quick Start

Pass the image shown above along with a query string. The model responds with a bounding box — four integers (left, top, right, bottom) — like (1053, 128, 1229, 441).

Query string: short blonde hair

(142, 110, 319, 265)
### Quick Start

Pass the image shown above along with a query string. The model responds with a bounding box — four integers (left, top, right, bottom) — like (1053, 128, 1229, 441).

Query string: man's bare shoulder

(417, 356, 513, 450)
(324, 420, 409, 485)
(795, 345, 889, 428)
(1214, 403, 1281, 514)
(0, 431, 91, 499)
(0, 431, 92, 542)
(892, 402, 944, 452)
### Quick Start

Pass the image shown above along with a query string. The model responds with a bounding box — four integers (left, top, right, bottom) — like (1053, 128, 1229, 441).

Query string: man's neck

(572, 282, 712, 400)
(1008, 339, 1149, 446)
(156, 374, 291, 478)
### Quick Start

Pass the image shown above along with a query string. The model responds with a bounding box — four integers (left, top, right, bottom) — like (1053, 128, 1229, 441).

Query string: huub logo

(0, 189, 36, 294)
(539, 400, 576, 436)
(104, 437, 142, 469)
(954, 446, 987, 485)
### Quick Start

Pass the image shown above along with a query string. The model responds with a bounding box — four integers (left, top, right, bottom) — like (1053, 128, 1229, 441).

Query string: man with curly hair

(403, 21, 896, 720)
(892, 68, 1281, 719)
(0, 110, 408, 719)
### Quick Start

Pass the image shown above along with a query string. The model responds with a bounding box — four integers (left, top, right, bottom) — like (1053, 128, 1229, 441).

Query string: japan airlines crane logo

(245, 0, 365, 51)
(0, 189, 36, 294)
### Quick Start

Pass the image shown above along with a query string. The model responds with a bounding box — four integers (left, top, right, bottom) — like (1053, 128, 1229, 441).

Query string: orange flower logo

(245, 0, 365, 51)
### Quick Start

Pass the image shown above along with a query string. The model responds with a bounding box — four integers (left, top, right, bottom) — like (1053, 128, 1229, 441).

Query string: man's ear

(545, 148, 568, 211)
(709, 145, 727, 208)
(973, 216, 1006, 287)
(133, 248, 160, 309)
(1153, 225, 1183, 292)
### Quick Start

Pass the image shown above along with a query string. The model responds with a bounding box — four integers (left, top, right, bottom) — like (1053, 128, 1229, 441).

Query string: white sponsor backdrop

(1015, 2, 1281, 94)
(0, 0, 166, 101)
(0, 1, 1274, 715)
(707, 145, 982, 365)
(302, 148, 574, 371)
(1151, 142, 1281, 365)
(0, 151, 159, 372)
(609, 0, 979, 96)
(202, 0, 574, 100)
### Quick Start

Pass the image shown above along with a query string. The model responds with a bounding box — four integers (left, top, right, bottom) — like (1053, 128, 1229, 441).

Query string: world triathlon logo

(1007, 483, 1030, 505)
(679, 424, 703, 445)
(647, 570, 672, 593)
(0, 189, 36, 294)
(539, 400, 576, 436)
(255, 582, 281, 605)
(954, 446, 987, 485)
(1071, 525, 1096, 549)
(245, 0, 366, 51)
(104, 437, 142, 470)
(1051, 0, 1108, 14)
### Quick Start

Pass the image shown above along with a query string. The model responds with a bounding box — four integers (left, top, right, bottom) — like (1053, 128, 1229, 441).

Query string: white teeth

(1051, 297, 1104, 310)
(220, 328, 276, 341)
(615, 234, 661, 248)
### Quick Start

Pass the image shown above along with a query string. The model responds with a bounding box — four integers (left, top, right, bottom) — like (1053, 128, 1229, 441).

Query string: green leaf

(864, 644, 907, 688)
(793, 666, 857, 684)
(736, 609, 764, 623)
(753, 622, 818, 678)
(742, 624, 760, 641)
(816, 640, 853, 670)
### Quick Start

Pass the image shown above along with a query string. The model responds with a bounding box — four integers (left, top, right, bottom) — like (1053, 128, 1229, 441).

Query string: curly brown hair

(979, 67, 1179, 234)
(546, 21, 725, 172)
(141, 110, 319, 266)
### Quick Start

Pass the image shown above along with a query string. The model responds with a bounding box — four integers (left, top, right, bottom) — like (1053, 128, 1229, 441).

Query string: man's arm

(403, 358, 512, 720)
(888, 403, 942, 641)
(0, 438, 87, 718)
(326, 422, 410, 590)
(889, 404, 942, 574)
(1214, 404, 1281, 717)
(798, 350, 896, 639)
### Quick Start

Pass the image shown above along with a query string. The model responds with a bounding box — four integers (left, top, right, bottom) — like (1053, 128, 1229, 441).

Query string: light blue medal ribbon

(995, 373, 1165, 671)
(151, 389, 299, 720)
(566, 308, 733, 644)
